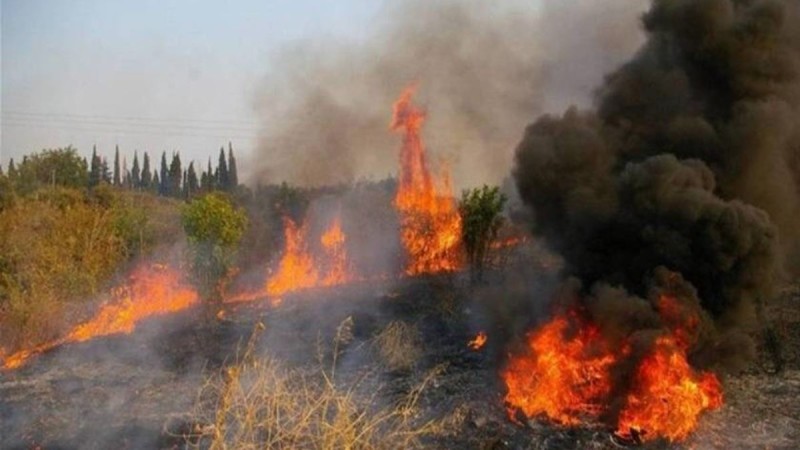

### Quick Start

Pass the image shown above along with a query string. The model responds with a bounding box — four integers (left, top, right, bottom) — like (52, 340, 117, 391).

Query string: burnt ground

(1, 266, 799, 449)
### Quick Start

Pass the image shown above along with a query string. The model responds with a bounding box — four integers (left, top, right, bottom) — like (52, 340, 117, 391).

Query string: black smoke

(514, 0, 800, 369)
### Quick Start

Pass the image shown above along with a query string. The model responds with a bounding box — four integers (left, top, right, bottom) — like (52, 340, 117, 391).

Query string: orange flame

(2, 264, 198, 370)
(467, 331, 488, 350)
(502, 301, 723, 442)
(615, 335, 723, 443)
(391, 85, 463, 275)
(263, 215, 354, 299)
(502, 312, 616, 425)
(266, 217, 319, 298)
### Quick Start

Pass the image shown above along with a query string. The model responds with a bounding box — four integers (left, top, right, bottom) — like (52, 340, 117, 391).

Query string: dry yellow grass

(184, 321, 441, 449)
(372, 320, 422, 371)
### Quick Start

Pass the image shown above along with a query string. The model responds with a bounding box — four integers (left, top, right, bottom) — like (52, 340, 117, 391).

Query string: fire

(467, 331, 488, 350)
(264, 215, 353, 299)
(391, 85, 463, 275)
(502, 312, 616, 425)
(1, 264, 198, 370)
(503, 301, 723, 441)
(615, 335, 723, 443)
(265, 217, 319, 297)
(320, 216, 349, 286)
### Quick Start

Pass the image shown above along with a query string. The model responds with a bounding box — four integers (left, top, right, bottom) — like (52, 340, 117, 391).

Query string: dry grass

(183, 322, 442, 449)
(372, 320, 422, 371)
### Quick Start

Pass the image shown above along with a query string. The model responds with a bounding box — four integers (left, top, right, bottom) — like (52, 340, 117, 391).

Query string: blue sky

(1, 0, 384, 166)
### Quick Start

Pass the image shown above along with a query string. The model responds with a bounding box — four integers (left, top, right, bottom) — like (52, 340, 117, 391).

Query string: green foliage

(10, 147, 88, 194)
(459, 185, 507, 281)
(182, 193, 247, 303)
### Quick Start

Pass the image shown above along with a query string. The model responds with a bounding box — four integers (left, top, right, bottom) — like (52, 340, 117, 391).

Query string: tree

(131, 151, 141, 189)
(228, 142, 238, 190)
(202, 157, 215, 192)
(100, 157, 112, 184)
(459, 185, 507, 282)
(89, 146, 102, 188)
(113, 145, 121, 186)
(8, 158, 17, 180)
(169, 152, 182, 197)
(158, 152, 169, 196)
(152, 172, 160, 194)
(217, 147, 228, 189)
(141, 152, 152, 189)
(187, 162, 199, 198)
(11, 147, 88, 194)
(182, 192, 247, 305)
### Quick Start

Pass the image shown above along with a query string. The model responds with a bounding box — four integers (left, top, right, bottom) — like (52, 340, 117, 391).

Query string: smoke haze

(248, 0, 648, 187)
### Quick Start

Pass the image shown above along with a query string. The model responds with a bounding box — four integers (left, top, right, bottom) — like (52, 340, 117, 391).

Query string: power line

(2, 114, 261, 134)
(3, 110, 261, 127)
(2, 119, 259, 141)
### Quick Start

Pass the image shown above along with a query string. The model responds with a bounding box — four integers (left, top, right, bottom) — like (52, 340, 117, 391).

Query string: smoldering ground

(247, 0, 648, 188)
(513, 0, 800, 371)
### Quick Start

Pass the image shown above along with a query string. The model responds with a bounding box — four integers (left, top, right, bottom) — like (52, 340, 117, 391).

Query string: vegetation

(185, 323, 442, 449)
(182, 193, 248, 303)
(459, 185, 507, 281)
(0, 184, 180, 349)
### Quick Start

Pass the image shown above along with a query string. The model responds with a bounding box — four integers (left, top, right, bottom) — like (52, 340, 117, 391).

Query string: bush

(182, 193, 247, 303)
(459, 185, 507, 281)
(0, 188, 126, 348)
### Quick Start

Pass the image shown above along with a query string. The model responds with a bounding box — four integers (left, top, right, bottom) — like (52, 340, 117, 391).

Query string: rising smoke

(248, 0, 647, 187)
(514, 0, 800, 369)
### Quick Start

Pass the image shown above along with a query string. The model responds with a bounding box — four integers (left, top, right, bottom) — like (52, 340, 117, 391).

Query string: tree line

(1, 142, 239, 199)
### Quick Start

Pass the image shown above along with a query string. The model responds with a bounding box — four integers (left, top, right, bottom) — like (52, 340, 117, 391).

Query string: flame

(265, 217, 320, 297)
(320, 216, 349, 286)
(615, 335, 723, 443)
(467, 331, 488, 350)
(391, 85, 463, 275)
(502, 301, 724, 442)
(2, 264, 198, 370)
(502, 312, 616, 425)
(263, 215, 354, 299)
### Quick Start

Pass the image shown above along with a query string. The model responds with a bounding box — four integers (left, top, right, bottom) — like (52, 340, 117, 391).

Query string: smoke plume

(249, 0, 647, 187)
(514, 0, 800, 369)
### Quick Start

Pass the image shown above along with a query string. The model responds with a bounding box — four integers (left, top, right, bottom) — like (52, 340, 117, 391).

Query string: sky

(0, 0, 385, 168)
(0, 0, 645, 184)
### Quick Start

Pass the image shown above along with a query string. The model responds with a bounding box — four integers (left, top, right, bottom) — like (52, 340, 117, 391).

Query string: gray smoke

(248, 0, 647, 187)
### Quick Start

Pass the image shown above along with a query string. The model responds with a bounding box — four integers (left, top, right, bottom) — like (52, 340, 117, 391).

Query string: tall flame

(391, 85, 463, 275)
(264, 215, 354, 299)
(502, 303, 723, 442)
(1, 264, 199, 370)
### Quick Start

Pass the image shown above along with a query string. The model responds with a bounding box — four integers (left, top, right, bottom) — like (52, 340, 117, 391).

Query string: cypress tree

(228, 142, 238, 190)
(101, 157, 112, 184)
(159, 151, 169, 196)
(187, 161, 199, 197)
(169, 152, 182, 197)
(141, 152, 152, 189)
(205, 157, 214, 191)
(132, 151, 141, 189)
(113, 145, 121, 186)
(89, 146, 101, 188)
(152, 172, 160, 194)
(217, 147, 228, 189)
(8, 158, 16, 179)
